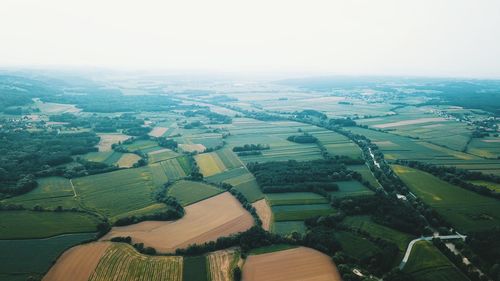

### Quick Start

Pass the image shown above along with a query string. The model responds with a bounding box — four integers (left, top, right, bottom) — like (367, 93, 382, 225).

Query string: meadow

(393, 165, 500, 232)
(265, 192, 329, 206)
(271, 221, 307, 236)
(271, 203, 334, 221)
(334, 231, 381, 261)
(403, 241, 469, 281)
(205, 167, 265, 202)
(330, 180, 375, 198)
(167, 180, 223, 206)
(347, 164, 381, 187)
(0, 233, 96, 281)
(182, 256, 208, 281)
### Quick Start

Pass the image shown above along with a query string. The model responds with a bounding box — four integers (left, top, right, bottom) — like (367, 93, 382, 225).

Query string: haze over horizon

(1, 0, 500, 78)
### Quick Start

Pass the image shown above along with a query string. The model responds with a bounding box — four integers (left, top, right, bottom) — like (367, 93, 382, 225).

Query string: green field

(150, 156, 190, 180)
(393, 165, 500, 232)
(249, 244, 298, 255)
(82, 151, 124, 165)
(330, 181, 375, 198)
(403, 241, 469, 281)
(467, 137, 500, 159)
(3, 176, 80, 209)
(205, 167, 264, 202)
(90, 243, 182, 281)
(271, 204, 334, 221)
(266, 192, 328, 206)
(342, 216, 414, 254)
(312, 130, 362, 159)
(123, 139, 163, 153)
(0, 233, 96, 281)
(182, 256, 208, 281)
(0, 210, 99, 239)
(148, 149, 179, 163)
(73, 167, 166, 221)
(167, 180, 222, 206)
(335, 231, 381, 261)
(271, 221, 307, 236)
(347, 164, 381, 187)
(467, 180, 500, 193)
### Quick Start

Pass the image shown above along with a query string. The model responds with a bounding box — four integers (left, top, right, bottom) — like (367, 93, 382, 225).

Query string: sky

(1, 0, 500, 78)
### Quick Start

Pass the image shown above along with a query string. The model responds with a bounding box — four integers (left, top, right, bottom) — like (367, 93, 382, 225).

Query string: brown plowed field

(252, 199, 272, 231)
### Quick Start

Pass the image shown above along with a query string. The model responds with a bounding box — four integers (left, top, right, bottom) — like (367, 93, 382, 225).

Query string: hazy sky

(1, 0, 500, 77)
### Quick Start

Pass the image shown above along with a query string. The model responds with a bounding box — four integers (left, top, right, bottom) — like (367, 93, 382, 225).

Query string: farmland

(102, 192, 254, 253)
(206, 167, 264, 202)
(393, 165, 500, 232)
(242, 247, 342, 281)
(167, 180, 223, 206)
(252, 199, 272, 231)
(0, 233, 96, 281)
(182, 256, 208, 281)
(207, 249, 239, 281)
(403, 241, 469, 281)
(329, 180, 375, 198)
(271, 221, 306, 236)
(266, 192, 329, 206)
(89, 243, 182, 281)
(96, 133, 130, 152)
(271, 203, 334, 221)
(334, 231, 382, 261)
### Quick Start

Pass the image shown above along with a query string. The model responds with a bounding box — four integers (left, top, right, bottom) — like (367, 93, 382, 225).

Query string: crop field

(207, 250, 239, 281)
(178, 143, 206, 153)
(195, 152, 227, 176)
(102, 192, 254, 253)
(271, 204, 334, 221)
(147, 148, 179, 163)
(347, 164, 381, 187)
(73, 167, 164, 221)
(182, 256, 208, 281)
(123, 139, 162, 153)
(334, 231, 381, 261)
(0, 210, 99, 239)
(252, 199, 272, 231)
(329, 181, 375, 198)
(205, 167, 264, 202)
(393, 165, 500, 232)
(116, 153, 141, 168)
(242, 247, 342, 281)
(34, 100, 81, 114)
(149, 156, 190, 180)
(265, 192, 328, 206)
(271, 221, 306, 236)
(96, 133, 130, 151)
(467, 137, 500, 159)
(149, 126, 169, 137)
(167, 180, 223, 206)
(43, 242, 111, 281)
(81, 151, 124, 166)
(312, 130, 362, 159)
(0, 233, 95, 281)
(215, 148, 244, 169)
(89, 243, 183, 281)
(190, 135, 223, 149)
(403, 241, 469, 281)
(467, 180, 500, 192)
(342, 216, 414, 254)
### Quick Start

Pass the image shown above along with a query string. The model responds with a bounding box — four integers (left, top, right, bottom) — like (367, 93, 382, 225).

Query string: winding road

(399, 234, 467, 269)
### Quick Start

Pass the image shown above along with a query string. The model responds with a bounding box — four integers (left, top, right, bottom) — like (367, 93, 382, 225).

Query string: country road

(69, 179, 77, 197)
(399, 234, 467, 269)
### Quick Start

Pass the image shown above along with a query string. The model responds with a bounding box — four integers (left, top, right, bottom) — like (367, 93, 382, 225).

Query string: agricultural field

(123, 139, 163, 154)
(0, 233, 96, 281)
(116, 153, 141, 168)
(347, 164, 381, 187)
(467, 180, 500, 193)
(89, 243, 183, 281)
(0, 210, 99, 239)
(81, 151, 124, 166)
(195, 152, 227, 177)
(312, 130, 362, 159)
(34, 99, 81, 114)
(178, 143, 206, 153)
(393, 165, 500, 232)
(205, 167, 264, 202)
(334, 231, 382, 261)
(271, 203, 334, 221)
(149, 156, 190, 180)
(73, 167, 166, 221)
(252, 199, 272, 231)
(43, 242, 111, 281)
(147, 148, 179, 163)
(148, 126, 169, 137)
(467, 136, 500, 159)
(242, 247, 342, 281)
(207, 249, 239, 281)
(403, 241, 469, 281)
(167, 180, 223, 206)
(329, 180, 375, 198)
(182, 256, 208, 281)
(102, 192, 254, 253)
(271, 221, 307, 236)
(96, 133, 130, 151)
(265, 192, 329, 206)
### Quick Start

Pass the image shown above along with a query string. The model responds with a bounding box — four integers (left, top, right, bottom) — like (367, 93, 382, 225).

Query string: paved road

(399, 234, 466, 269)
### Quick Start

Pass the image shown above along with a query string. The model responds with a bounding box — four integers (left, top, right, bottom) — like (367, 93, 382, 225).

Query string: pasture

(43, 242, 111, 281)
(347, 164, 381, 187)
(312, 130, 362, 159)
(330, 181, 375, 198)
(334, 231, 381, 261)
(89, 243, 182, 281)
(0, 211, 99, 239)
(271, 204, 334, 221)
(393, 165, 500, 232)
(167, 180, 223, 206)
(183, 256, 208, 281)
(271, 221, 307, 236)
(467, 136, 500, 159)
(242, 247, 342, 281)
(147, 148, 179, 163)
(467, 180, 500, 193)
(403, 241, 469, 281)
(102, 192, 254, 253)
(206, 167, 264, 202)
(123, 139, 163, 154)
(266, 192, 328, 206)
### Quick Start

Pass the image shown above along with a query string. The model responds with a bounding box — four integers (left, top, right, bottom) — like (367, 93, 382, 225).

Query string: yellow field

(242, 247, 342, 281)
(116, 153, 141, 168)
(207, 249, 239, 281)
(195, 153, 226, 177)
(102, 192, 254, 253)
(89, 243, 182, 281)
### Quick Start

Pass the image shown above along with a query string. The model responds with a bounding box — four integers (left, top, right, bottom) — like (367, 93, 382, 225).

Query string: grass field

(3, 176, 80, 209)
(342, 216, 414, 258)
(0, 233, 96, 281)
(205, 167, 264, 202)
(393, 165, 500, 232)
(467, 137, 500, 159)
(151, 156, 190, 180)
(167, 180, 223, 206)
(148, 148, 179, 163)
(215, 148, 243, 169)
(347, 164, 381, 187)
(0, 210, 99, 239)
(116, 153, 141, 168)
(271, 204, 334, 221)
(183, 256, 208, 281)
(73, 167, 165, 221)
(265, 192, 328, 206)
(81, 151, 124, 166)
(249, 244, 298, 255)
(330, 181, 375, 198)
(403, 241, 469, 281)
(467, 180, 500, 193)
(89, 243, 182, 281)
(312, 130, 362, 159)
(123, 139, 162, 153)
(271, 221, 307, 236)
(335, 231, 381, 261)
(195, 152, 227, 176)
